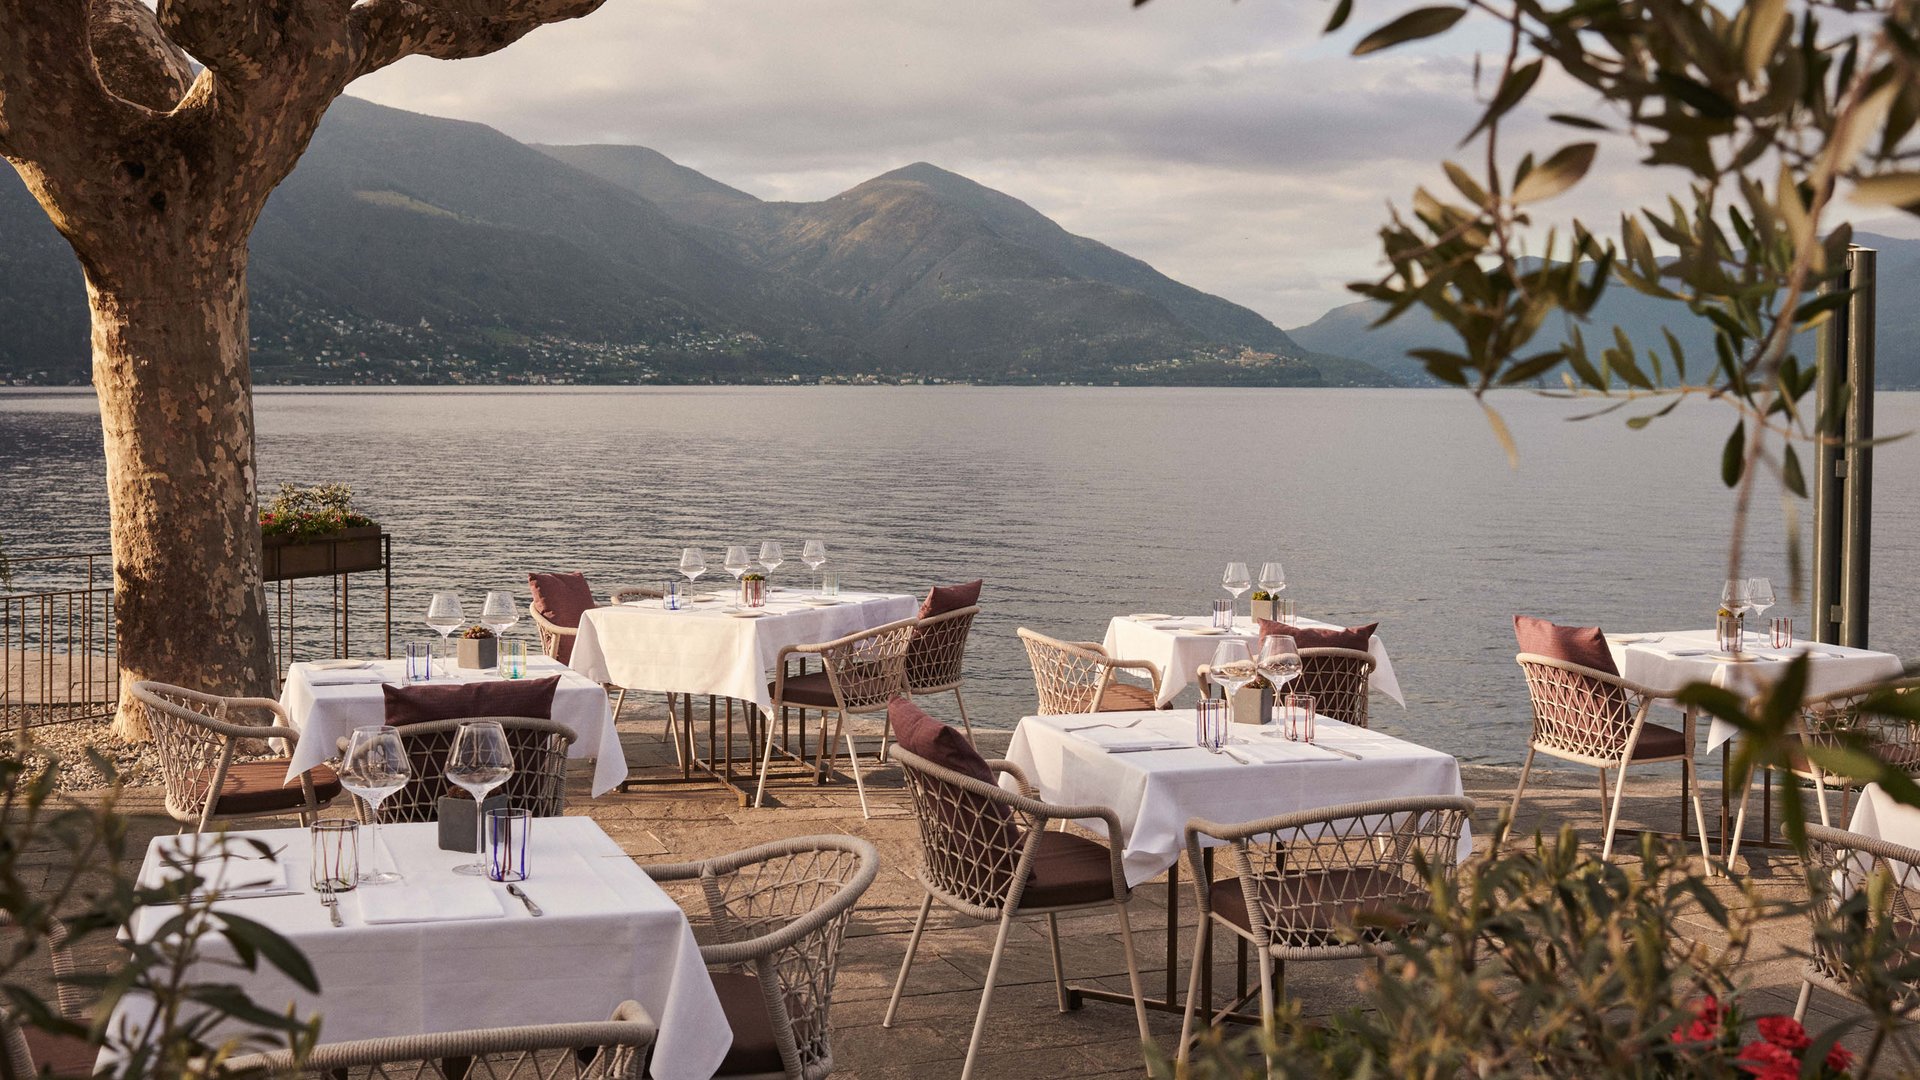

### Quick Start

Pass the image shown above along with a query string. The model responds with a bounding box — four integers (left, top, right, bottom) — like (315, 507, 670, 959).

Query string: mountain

(3, 99, 1389, 386)
(1288, 234, 1920, 388)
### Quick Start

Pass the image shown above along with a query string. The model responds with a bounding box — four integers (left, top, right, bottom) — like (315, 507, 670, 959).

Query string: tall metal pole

(1812, 263, 1849, 645)
(1841, 247, 1876, 648)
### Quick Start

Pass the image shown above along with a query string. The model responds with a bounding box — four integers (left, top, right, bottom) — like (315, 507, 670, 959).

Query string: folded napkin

(357, 883, 507, 924)
(1071, 727, 1186, 753)
(152, 843, 288, 897)
(1224, 738, 1342, 764)
(306, 673, 394, 686)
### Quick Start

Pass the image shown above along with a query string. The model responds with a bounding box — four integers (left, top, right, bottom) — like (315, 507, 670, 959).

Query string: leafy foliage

(258, 482, 376, 543)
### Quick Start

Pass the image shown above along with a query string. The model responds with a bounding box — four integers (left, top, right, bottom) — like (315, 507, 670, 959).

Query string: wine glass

(801, 539, 828, 587)
(759, 541, 785, 581)
(340, 725, 409, 885)
(425, 591, 464, 676)
(481, 591, 518, 639)
(724, 546, 752, 582)
(1209, 639, 1258, 740)
(1222, 562, 1252, 619)
(1258, 562, 1287, 595)
(679, 548, 707, 585)
(446, 721, 514, 876)
(1256, 634, 1303, 706)
(1720, 578, 1751, 619)
(1748, 577, 1775, 639)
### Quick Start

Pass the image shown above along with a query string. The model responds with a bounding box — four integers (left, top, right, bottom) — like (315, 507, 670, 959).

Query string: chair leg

(1114, 902, 1150, 1047)
(659, 692, 676, 743)
(884, 893, 934, 1027)
(1503, 746, 1537, 849)
(1601, 761, 1633, 861)
(1257, 947, 1278, 1072)
(1177, 914, 1210, 1066)
(1814, 773, 1834, 826)
(960, 912, 1018, 1080)
(612, 688, 628, 725)
(1728, 767, 1756, 869)
(1046, 913, 1068, 1012)
(1596, 767, 1612, 831)
(1795, 979, 1813, 1022)
(753, 707, 779, 810)
(837, 711, 870, 819)
(954, 687, 975, 744)
(1685, 757, 1715, 876)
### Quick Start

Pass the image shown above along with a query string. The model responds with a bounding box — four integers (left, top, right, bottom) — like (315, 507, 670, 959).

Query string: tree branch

(89, 0, 195, 113)
(0, 0, 137, 161)
(349, 0, 607, 79)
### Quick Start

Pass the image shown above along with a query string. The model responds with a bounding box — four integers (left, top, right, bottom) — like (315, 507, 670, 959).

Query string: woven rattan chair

(224, 1001, 656, 1079)
(129, 681, 343, 833)
(644, 835, 879, 1079)
(531, 581, 683, 751)
(1017, 627, 1164, 714)
(0, 915, 92, 1079)
(1509, 653, 1712, 864)
(1177, 796, 1474, 1062)
(756, 617, 915, 817)
(1727, 678, 1920, 865)
(347, 716, 576, 823)
(884, 747, 1150, 1080)
(904, 604, 980, 742)
(1795, 824, 1920, 1021)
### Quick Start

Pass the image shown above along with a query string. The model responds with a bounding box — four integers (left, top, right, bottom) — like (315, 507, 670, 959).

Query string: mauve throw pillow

(1513, 615, 1620, 676)
(527, 571, 596, 663)
(381, 675, 561, 726)
(890, 697, 1020, 890)
(1255, 620, 1379, 652)
(918, 579, 983, 620)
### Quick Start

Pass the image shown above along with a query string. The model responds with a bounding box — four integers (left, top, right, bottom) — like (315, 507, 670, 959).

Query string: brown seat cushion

(381, 675, 561, 725)
(1210, 867, 1426, 945)
(1254, 621, 1379, 653)
(21, 1025, 97, 1078)
(1097, 683, 1160, 712)
(528, 572, 597, 663)
(1630, 722, 1689, 760)
(709, 971, 786, 1076)
(917, 579, 982, 620)
(1019, 830, 1118, 910)
(1513, 615, 1619, 676)
(771, 671, 839, 709)
(213, 760, 343, 816)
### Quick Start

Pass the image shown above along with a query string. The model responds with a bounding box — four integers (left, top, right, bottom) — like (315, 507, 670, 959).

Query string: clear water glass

(1258, 561, 1286, 594)
(1283, 693, 1317, 743)
(1195, 699, 1228, 752)
(404, 641, 434, 684)
(486, 808, 532, 883)
(497, 640, 527, 679)
(1770, 616, 1794, 649)
(821, 573, 840, 596)
(447, 721, 514, 876)
(724, 546, 752, 581)
(759, 541, 785, 578)
(1212, 599, 1234, 629)
(309, 819, 359, 892)
(679, 547, 707, 584)
(663, 580, 685, 610)
(340, 725, 409, 885)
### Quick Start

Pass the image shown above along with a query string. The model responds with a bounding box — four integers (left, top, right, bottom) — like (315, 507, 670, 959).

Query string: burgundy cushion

(528, 571, 596, 663)
(1631, 722, 1689, 761)
(891, 696, 992, 784)
(771, 671, 839, 709)
(1020, 830, 1118, 910)
(21, 1025, 97, 1078)
(1513, 615, 1619, 676)
(214, 760, 343, 816)
(917, 579, 982, 620)
(381, 675, 560, 725)
(1255, 620, 1378, 652)
(1097, 683, 1160, 712)
(709, 971, 786, 1076)
(892, 697, 1022, 895)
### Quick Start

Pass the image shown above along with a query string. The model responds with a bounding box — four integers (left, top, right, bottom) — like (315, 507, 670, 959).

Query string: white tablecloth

(114, 818, 728, 1080)
(1846, 784, 1920, 851)
(1004, 710, 1467, 886)
(280, 658, 625, 797)
(569, 591, 917, 713)
(1608, 630, 1905, 752)
(1101, 614, 1405, 709)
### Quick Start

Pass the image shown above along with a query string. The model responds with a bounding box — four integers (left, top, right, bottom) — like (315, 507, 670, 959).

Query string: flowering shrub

(258, 482, 376, 542)
(1671, 998, 1854, 1079)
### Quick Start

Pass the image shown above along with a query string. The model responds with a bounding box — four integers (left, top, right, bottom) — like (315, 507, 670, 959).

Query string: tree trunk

(91, 250, 275, 740)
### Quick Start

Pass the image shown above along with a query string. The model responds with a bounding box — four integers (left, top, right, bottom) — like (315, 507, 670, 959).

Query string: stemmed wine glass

(1748, 578, 1775, 641)
(724, 546, 752, 583)
(759, 541, 785, 584)
(1721, 578, 1751, 620)
(1258, 562, 1287, 598)
(679, 548, 707, 586)
(1256, 634, 1303, 706)
(425, 592, 464, 676)
(446, 721, 514, 877)
(801, 539, 828, 588)
(1209, 639, 1258, 741)
(481, 591, 518, 638)
(340, 725, 409, 885)
(1222, 562, 1252, 619)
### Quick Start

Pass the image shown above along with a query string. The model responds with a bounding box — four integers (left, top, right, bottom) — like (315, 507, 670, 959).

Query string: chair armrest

(1515, 653, 1666, 701)
(528, 608, 578, 638)
(634, 858, 705, 882)
(1108, 656, 1164, 694)
(985, 759, 1036, 798)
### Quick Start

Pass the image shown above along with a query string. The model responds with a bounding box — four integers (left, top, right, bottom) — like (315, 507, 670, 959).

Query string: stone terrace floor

(26, 701, 1916, 1078)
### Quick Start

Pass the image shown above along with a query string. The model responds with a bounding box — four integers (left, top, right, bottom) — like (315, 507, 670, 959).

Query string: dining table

(278, 655, 627, 797)
(568, 587, 918, 803)
(1101, 613, 1405, 709)
(1004, 708, 1466, 1017)
(109, 816, 729, 1080)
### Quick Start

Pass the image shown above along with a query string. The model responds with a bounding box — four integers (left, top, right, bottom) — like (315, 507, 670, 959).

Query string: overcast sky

(349, 0, 1920, 329)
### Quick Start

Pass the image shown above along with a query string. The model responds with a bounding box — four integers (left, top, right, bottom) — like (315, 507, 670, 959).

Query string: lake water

(3, 386, 1916, 770)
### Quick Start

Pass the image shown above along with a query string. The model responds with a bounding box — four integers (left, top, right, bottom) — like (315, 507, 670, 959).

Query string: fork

(1064, 717, 1149, 734)
(320, 883, 342, 927)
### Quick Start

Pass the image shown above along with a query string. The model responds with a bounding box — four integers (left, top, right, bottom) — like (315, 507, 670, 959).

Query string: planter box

(438, 793, 509, 852)
(1249, 599, 1277, 622)
(261, 526, 384, 582)
(456, 636, 498, 670)
(1231, 684, 1274, 726)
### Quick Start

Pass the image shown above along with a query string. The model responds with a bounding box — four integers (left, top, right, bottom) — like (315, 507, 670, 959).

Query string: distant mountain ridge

(0, 97, 1390, 387)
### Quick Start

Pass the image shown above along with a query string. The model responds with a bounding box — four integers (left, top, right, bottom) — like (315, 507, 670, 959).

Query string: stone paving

(25, 701, 1911, 1078)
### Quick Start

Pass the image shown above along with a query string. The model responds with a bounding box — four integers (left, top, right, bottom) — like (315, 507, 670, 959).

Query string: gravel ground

(12, 716, 284, 792)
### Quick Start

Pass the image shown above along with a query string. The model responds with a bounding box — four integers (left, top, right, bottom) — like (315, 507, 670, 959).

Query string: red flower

(1737, 1040, 1800, 1080)
(1758, 1015, 1811, 1052)
(1673, 996, 1726, 1045)
(1826, 1043, 1854, 1074)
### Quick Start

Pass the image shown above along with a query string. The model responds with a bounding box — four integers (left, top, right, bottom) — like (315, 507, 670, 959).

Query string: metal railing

(1, 552, 116, 732)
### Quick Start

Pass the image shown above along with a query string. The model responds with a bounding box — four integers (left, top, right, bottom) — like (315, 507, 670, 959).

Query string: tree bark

(91, 249, 274, 739)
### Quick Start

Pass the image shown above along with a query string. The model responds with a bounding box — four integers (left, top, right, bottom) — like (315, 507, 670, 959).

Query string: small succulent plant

(462, 625, 495, 639)
(742, 572, 767, 581)
(1251, 590, 1274, 601)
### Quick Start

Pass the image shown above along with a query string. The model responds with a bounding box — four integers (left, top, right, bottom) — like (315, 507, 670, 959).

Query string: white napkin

(1224, 738, 1342, 763)
(306, 673, 394, 686)
(1070, 727, 1186, 753)
(357, 883, 507, 924)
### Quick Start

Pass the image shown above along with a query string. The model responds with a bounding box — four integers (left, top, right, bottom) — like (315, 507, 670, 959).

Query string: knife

(506, 883, 544, 916)
(1319, 744, 1365, 761)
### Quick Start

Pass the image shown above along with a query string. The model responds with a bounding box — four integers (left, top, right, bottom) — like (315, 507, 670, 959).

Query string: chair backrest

(225, 1001, 656, 1079)
(1292, 648, 1376, 728)
(370, 716, 577, 823)
(816, 618, 916, 714)
(130, 681, 287, 824)
(1802, 823, 1920, 1011)
(1514, 654, 1640, 765)
(1192, 796, 1474, 959)
(891, 747, 1029, 920)
(682, 836, 880, 1080)
(1017, 628, 1119, 715)
(1797, 677, 1920, 771)
(904, 605, 980, 694)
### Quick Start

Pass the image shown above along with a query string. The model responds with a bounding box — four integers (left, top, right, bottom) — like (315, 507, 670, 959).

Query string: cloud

(347, 0, 1677, 326)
